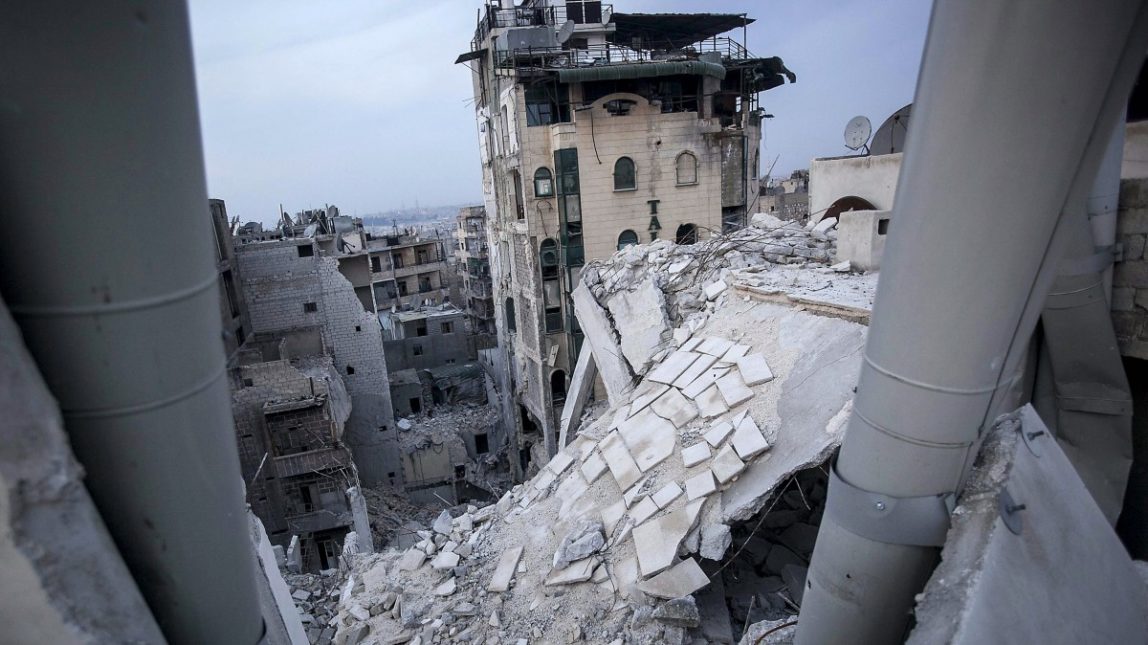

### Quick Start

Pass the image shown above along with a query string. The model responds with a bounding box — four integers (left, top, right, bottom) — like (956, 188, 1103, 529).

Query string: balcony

(273, 446, 353, 479)
(285, 507, 353, 534)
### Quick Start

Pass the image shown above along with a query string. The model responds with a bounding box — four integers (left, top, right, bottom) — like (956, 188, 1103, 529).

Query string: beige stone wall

(1113, 178, 1148, 360)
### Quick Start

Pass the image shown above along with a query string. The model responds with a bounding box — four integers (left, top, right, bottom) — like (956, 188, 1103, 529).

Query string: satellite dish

(556, 20, 576, 44)
(871, 104, 912, 155)
(844, 115, 872, 152)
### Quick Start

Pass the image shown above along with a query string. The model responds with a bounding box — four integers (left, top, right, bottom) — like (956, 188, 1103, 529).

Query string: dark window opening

(413, 345, 424, 356)
(878, 218, 890, 235)
(370, 256, 382, 272)
(604, 99, 637, 116)
(392, 253, 404, 268)
(566, 1, 602, 24)
(454, 464, 466, 479)
(524, 81, 571, 126)
(618, 230, 639, 250)
(505, 297, 517, 332)
(236, 325, 246, 346)
(346, 365, 355, 375)
(676, 223, 698, 245)
(441, 321, 454, 334)
(475, 433, 490, 454)
(297, 244, 314, 257)
(303, 302, 318, 313)
(398, 281, 409, 296)
(409, 397, 422, 414)
(551, 370, 567, 403)
(614, 157, 636, 191)
(242, 378, 254, 387)
(354, 325, 361, 332)
(416, 322, 428, 337)
(222, 271, 240, 319)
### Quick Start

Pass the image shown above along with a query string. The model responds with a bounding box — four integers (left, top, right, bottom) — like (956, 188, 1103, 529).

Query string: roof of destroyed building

(331, 214, 880, 643)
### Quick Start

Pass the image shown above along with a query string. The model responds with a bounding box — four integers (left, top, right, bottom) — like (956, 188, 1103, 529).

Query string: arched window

(676, 223, 698, 245)
(617, 230, 639, 250)
(551, 370, 567, 402)
(613, 157, 636, 191)
(534, 167, 554, 197)
(676, 152, 698, 185)
(505, 297, 516, 333)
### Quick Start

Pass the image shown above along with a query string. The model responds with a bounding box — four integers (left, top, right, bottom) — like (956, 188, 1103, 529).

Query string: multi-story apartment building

(457, 1, 795, 469)
(455, 205, 497, 335)
(209, 199, 251, 359)
(362, 233, 453, 312)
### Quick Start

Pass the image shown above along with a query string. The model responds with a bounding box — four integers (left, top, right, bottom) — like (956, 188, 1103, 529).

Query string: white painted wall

(809, 153, 903, 224)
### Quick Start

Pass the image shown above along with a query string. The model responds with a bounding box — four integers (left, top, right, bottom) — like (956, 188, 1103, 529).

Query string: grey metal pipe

(796, 1, 1148, 642)
(0, 3, 264, 644)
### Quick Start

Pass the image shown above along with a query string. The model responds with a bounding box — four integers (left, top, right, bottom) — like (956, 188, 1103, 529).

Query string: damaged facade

(458, 0, 796, 476)
(455, 205, 497, 336)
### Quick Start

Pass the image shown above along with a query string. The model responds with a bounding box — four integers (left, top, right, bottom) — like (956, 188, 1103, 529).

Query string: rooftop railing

(494, 36, 750, 72)
(473, 3, 614, 51)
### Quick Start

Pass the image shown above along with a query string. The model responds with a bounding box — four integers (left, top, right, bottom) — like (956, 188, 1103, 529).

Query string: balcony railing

(494, 36, 748, 72)
(474, 3, 613, 50)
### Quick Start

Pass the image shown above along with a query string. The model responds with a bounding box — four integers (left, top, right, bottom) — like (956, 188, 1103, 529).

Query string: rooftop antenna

(844, 115, 872, 155)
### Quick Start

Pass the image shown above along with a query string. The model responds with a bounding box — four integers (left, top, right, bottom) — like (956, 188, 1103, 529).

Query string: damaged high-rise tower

(456, 0, 795, 476)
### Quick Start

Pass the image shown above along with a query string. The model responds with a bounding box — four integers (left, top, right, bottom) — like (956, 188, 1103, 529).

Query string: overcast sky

(189, 0, 931, 225)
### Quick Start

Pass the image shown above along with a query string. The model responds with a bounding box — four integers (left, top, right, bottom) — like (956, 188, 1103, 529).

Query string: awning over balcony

(557, 59, 726, 83)
(609, 13, 753, 50)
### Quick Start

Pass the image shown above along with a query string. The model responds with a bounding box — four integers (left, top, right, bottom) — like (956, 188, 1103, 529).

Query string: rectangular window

(370, 256, 382, 272)
(475, 433, 490, 454)
(525, 82, 571, 126)
(441, 322, 454, 334)
(413, 345, 424, 356)
(303, 302, 317, 313)
(297, 244, 314, 257)
(416, 322, 428, 337)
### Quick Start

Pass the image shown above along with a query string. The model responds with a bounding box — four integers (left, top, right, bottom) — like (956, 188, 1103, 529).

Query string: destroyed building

(758, 169, 809, 222)
(456, 0, 797, 475)
(235, 236, 401, 490)
(455, 205, 497, 336)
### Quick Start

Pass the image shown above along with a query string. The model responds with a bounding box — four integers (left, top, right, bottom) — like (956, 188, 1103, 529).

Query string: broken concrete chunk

(533, 467, 557, 491)
(681, 366, 729, 400)
(704, 421, 735, 447)
(433, 579, 456, 596)
(618, 409, 677, 472)
(580, 451, 608, 484)
(650, 387, 699, 429)
(715, 371, 754, 408)
(672, 352, 720, 389)
(430, 551, 460, 571)
(629, 381, 671, 418)
(679, 336, 704, 352)
(549, 450, 576, 476)
(633, 499, 705, 577)
(398, 547, 427, 572)
(636, 558, 710, 599)
(682, 442, 712, 468)
(433, 510, 453, 535)
(600, 431, 643, 491)
(696, 336, 734, 357)
(545, 557, 598, 586)
(339, 623, 371, 645)
(601, 499, 627, 537)
(607, 275, 672, 375)
(652, 596, 702, 628)
(685, 471, 717, 501)
(720, 343, 751, 364)
(695, 385, 730, 419)
(651, 482, 684, 509)
(487, 546, 524, 592)
(630, 496, 659, 526)
(553, 521, 605, 569)
(623, 480, 648, 508)
(704, 280, 728, 301)
(647, 350, 701, 385)
(737, 353, 775, 386)
(699, 524, 732, 561)
(730, 415, 770, 460)
(711, 445, 746, 484)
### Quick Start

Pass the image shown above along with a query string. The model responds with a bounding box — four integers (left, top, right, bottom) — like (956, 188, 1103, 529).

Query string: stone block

(607, 275, 672, 375)
(636, 558, 710, 599)
(630, 496, 659, 525)
(695, 385, 730, 418)
(580, 452, 608, 484)
(651, 387, 699, 428)
(699, 524, 732, 561)
(651, 482, 684, 509)
(682, 442, 712, 467)
(1114, 259, 1148, 287)
(736, 353, 775, 386)
(704, 420, 735, 447)
(486, 546, 524, 592)
(1124, 233, 1147, 260)
(685, 471, 717, 500)
(672, 352, 719, 389)
(618, 409, 677, 472)
(633, 499, 706, 578)
(715, 371, 755, 408)
(711, 445, 746, 484)
(730, 415, 770, 460)
(647, 350, 702, 385)
(600, 431, 643, 490)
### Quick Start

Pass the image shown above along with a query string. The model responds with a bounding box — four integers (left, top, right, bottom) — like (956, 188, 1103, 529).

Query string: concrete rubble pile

(329, 215, 877, 644)
(284, 570, 351, 645)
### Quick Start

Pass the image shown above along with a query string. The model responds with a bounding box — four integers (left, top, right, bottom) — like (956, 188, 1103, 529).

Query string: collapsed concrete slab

(909, 406, 1148, 644)
(571, 282, 634, 406)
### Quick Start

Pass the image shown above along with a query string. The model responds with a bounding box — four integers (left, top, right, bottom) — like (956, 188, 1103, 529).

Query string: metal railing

(474, 3, 614, 50)
(494, 36, 749, 72)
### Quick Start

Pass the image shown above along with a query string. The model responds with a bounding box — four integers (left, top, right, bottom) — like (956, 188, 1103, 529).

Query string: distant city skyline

(189, 0, 930, 225)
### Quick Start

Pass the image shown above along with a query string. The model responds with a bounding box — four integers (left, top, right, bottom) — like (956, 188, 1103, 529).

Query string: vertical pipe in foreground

(0, 2, 263, 643)
(796, 1, 1148, 643)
